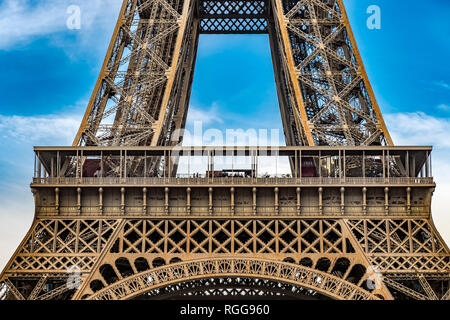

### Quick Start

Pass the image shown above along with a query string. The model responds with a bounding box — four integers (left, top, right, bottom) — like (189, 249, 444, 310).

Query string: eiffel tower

(1, 0, 449, 301)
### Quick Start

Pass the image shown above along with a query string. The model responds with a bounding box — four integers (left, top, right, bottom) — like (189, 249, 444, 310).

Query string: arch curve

(86, 258, 380, 300)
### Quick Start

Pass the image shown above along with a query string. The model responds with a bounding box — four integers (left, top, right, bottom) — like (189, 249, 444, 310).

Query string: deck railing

(32, 176, 434, 186)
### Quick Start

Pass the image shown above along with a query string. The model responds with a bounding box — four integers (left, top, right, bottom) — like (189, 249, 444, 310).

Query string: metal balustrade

(32, 176, 434, 186)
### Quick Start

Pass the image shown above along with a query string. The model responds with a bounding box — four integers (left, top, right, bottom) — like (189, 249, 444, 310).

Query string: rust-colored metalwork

(1, 0, 448, 300)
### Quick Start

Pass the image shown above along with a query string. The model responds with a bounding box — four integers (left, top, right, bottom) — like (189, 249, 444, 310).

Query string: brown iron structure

(0, 0, 449, 300)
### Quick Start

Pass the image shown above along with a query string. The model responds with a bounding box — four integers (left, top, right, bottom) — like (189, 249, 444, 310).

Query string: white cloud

(385, 112, 450, 148)
(437, 104, 450, 111)
(0, 0, 122, 49)
(186, 104, 223, 126)
(0, 113, 80, 145)
(433, 81, 450, 90)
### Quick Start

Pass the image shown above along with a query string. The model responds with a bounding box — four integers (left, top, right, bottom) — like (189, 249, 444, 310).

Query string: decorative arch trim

(86, 258, 379, 300)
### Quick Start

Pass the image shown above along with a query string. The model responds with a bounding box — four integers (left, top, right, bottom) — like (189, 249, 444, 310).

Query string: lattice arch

(83, 258, 381, 300)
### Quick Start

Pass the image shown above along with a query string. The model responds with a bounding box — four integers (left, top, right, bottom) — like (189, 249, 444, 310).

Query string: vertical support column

(186, 187, 191, 215)
(168, 149, 172, 178)
(79, 150, 84, 180)
(208, 187, 213, 216)
(340, 187, 345, 215)
(77, 187, 82, 215)
(120, 150, 123, 179)
(75, 150, 79, 179)
(387, 150, 390, 179)
(57, 151, 61, 178)
(276, 151, 279, 182)
(250, 150, 254, 180)
(34, 153, 37, 179)
(124, 150, 127, 178)
(98, 187, 103, 214)
(231, 151, 234, 184)
(255, 149, 259, 178)
(55, 188, 60, 215)
(406, 187, 411, 215)
(338, 149, 342, 181)
(100, 151, 104, 178)
(318, 150, 322, 182)
(299, 150, 302, 181)
(164, 187, 169, 214)
(211, 150, 214, 182)
(31, 188, 38, 217)
(296, 187, 301, 216)
(230, 187, 235, 216)
(294, 150, 298, 179)
(251, 187, 257, 215)
(343, 150, 346, 181)
(318, 187, 323, 215)
(362, 151, 366, 181)
(142, 187, 147, 214)
(121, 187, 126, 214)
(429, 152, 432, 178)
(274, 187, 279, 215)
(163, 150, 167, 179)
(406, 150, 410, 178)
(362, 187, 367, 215)
(384, 187, 389, 215)
(207, 150, 211, 180)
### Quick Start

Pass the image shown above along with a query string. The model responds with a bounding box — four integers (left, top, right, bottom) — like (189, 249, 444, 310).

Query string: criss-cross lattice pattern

(272, 0, 391, 146)
(200, 18, 267, 33)
(109, 219, 355, 255)
(348, 219, 450, 272)
(6, 219, 119, 272)
(133, 277, 332, 299)
(199, 0, 268, 33)
(77, 0, 197, 151)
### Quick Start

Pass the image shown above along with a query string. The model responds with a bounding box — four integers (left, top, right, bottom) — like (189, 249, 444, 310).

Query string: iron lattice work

(199, 0, 268, 34)
(132, 277, 333, 299)
(73, 0, 392, 153)
(1, 0, 449, 301)
(75, 0, 198, 150)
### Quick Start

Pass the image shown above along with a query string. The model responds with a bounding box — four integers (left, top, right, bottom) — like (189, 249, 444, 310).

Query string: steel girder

(74, 0, 392, 154)
(270, 0, 392, 146)
(2, 215, 449, 300)
(74, 0, 198, 151)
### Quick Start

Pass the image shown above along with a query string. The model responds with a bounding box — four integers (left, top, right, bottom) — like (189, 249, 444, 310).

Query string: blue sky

(0, 0, 449, 270)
